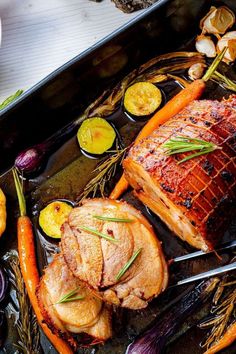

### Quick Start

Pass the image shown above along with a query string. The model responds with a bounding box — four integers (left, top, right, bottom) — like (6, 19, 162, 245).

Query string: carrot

(110, 48, 227, 200)
(203, 322, 236, 354)
(12, 169, 74, 354)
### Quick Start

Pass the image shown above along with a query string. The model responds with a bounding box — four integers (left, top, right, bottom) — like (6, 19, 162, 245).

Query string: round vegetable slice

(124, 82, 162, 117)
(39, 201, 72, 239)
(77, 117, 116, 155)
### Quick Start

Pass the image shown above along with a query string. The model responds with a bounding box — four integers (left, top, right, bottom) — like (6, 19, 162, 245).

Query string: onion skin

(126, 278, 219, 354)
(0, 266, 8, 304)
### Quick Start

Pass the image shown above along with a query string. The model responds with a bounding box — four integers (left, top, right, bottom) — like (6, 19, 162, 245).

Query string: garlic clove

(188, 63, 206, 81)
(217, 31, 236, 63)
(200, 6, 235, 36)
(195, 35, 216, 58)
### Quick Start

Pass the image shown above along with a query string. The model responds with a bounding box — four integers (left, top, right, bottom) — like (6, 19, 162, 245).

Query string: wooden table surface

(0, 0, 143, 102)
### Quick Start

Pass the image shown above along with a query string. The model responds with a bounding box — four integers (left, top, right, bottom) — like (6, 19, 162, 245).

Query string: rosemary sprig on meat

(116, 248, 142, 281)
(56, 287, 85, 304)
(162, 136, 221, 164)
(79, 226, 119, 243)
(93, 215, 134, 223)
(6, 254, 41, 354)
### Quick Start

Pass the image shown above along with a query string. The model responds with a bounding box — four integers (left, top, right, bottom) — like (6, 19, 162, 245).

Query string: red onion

(126, 278, 218, 354)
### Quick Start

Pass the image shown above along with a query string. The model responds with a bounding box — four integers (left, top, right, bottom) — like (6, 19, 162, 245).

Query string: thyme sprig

(56, 287, 85, 304)
(93, 215, 134, 223)
(5, 254, 41, 354)
(79, 226, 119, 244)
(116, 248, 142, 281)
(162, 136, 221, 164)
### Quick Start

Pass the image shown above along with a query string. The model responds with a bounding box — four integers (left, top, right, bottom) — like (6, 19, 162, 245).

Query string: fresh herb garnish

(0, 89, 23, 110)
(6, 253, 41, 354)
(93, 215, 134, 223)
(200, 275, 236, 351)
(56, 286, 85, 304)
(79, 225, 119, 243)
(116, 248, 142, 281)
(77, 144, 128, 202)
(162, 136, 221, 164)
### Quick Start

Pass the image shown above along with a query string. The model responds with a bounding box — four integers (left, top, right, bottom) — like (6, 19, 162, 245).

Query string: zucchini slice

(39, 201, 72, 239)
(77, 117, 116, 155)
(124, 82, 162, 117)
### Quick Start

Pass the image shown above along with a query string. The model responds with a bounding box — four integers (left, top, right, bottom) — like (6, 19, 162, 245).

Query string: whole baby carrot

(13, 168, 75, 354)
(110, 48, 226, 200)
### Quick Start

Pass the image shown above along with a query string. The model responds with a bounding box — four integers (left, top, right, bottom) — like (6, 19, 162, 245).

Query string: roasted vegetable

(0, 266, 8, 304)
(77, 117, 116, 155)
(0, 189, 6, 238)
(195, 35, 216, 58)
(13, 169, 75, 353)
(217, 31, 236, 63)
(124, 82, 162, 117)
(188, 62, 206, 80)
(126, 278, 219, 354)
(200, 6, 235, 36)
(39, 201, 73, 239)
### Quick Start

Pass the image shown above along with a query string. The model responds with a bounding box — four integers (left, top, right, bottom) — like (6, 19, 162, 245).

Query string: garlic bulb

(195, 35, 216, 58)
(188, 63, 206, 81)
(200, 6, 235, 36)
(217, 31, 236, 63)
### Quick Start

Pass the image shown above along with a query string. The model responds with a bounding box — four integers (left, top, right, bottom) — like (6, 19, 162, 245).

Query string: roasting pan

(0, 0, 236, 353)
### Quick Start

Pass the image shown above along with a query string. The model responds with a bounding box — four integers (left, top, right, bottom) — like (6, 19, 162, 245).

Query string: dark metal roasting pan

(0, 0, 235, 353)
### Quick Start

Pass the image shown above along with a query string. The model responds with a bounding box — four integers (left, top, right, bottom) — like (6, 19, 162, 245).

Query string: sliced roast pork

(61, 198, 168, 309)
(123, 97, 236, 251)
(37, 254, 112, 349)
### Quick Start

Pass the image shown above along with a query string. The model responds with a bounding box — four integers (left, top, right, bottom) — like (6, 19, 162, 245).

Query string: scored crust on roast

(61, 198, 168, 309)
(123, 97, 236, 251)
(37, 254, 112, 347)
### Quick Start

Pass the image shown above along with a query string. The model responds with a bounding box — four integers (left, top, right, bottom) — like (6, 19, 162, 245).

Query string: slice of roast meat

(61, 198, 168, 309)
(123, 98, 236, 251)
(37, 254, 112, 347)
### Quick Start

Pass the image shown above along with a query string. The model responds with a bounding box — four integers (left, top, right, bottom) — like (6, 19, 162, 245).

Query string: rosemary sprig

(55, 286, 85, 304)
(200, 276, 236, 350)
(79, 225, 119, 243)
(93, 215, 134, 223)
(116, 248, 142, 281)
(0, 89, 23, 110)
(77, 144, 128, 202)
(5, 254, 41, 354)
(162, 136, 221, 164)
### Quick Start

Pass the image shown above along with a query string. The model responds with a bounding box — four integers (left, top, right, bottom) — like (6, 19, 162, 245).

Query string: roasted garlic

(217, 31, 236, 63)
(200, 6, 235, 37)
(195, 35, 216, 58)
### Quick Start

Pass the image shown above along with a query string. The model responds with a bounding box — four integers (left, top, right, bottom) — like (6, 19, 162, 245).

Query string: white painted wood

(0, 0, 143, 102)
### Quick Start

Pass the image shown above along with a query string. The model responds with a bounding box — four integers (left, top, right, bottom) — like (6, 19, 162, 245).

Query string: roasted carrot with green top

(110, 48, 226, 200)
(204, 321, 236, 354)
(12, 168, 75, 354)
